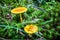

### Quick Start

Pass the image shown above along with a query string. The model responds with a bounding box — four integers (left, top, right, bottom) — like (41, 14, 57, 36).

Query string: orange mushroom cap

(11, 7, 27, 14)
(24, 24, 38, 34)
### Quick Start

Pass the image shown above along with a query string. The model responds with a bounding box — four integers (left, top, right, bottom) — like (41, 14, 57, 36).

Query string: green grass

(0, 0, 60, 40)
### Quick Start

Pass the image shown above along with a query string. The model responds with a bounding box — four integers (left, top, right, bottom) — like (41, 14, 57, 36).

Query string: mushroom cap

(24, 24, 38, 34)
(11, 7, 27, 14)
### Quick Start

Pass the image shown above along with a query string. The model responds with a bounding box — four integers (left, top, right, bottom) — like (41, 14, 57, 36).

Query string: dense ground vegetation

(0, 0, 60, 40)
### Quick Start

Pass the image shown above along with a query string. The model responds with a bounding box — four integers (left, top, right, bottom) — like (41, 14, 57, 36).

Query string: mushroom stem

(20, 14, 22, 22)
(29, 34, 32, 37)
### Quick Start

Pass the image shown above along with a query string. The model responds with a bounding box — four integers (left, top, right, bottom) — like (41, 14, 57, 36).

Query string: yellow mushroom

(24, 24, 38, 34)
(11, 7, 27, 22)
